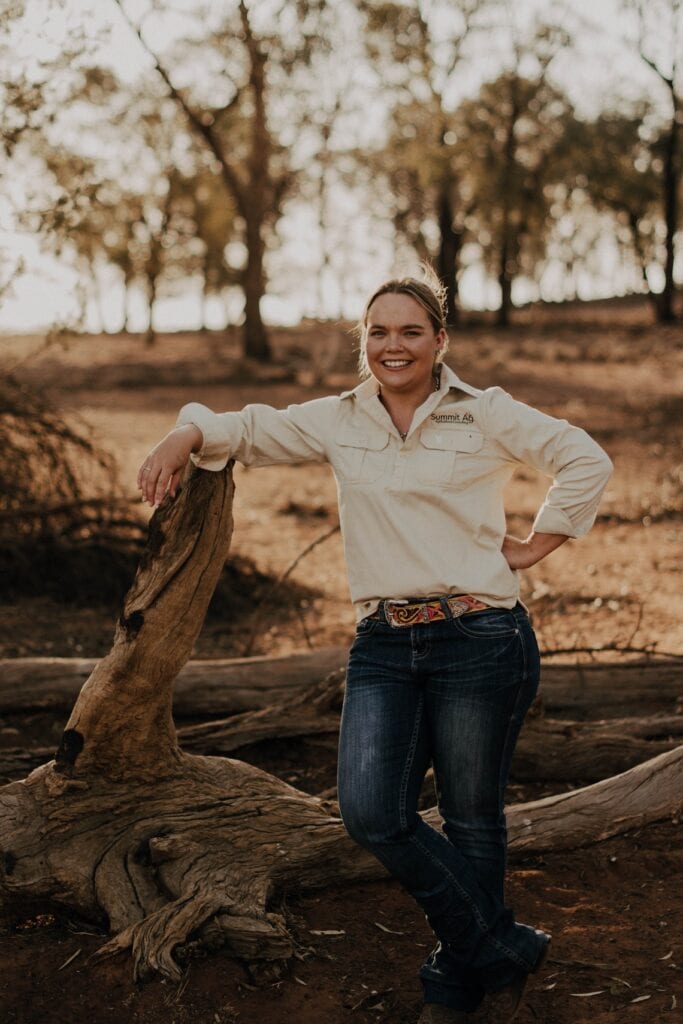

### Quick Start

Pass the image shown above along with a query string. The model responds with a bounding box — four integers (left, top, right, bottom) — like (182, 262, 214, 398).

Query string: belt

(369, 593, 491, 628)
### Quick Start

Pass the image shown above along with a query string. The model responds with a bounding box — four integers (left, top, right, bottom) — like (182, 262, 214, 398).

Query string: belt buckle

(447, 597, 473, 619)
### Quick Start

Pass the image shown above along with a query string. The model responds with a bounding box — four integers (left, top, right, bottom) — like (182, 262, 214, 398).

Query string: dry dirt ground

(0, 305, 682, 1023)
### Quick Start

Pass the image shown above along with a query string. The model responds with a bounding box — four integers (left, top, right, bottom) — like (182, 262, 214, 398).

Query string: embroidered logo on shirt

(430, 411, 474, 424)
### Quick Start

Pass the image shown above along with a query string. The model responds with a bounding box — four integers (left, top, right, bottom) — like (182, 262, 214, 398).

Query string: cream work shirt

(176, 365, 613, 622)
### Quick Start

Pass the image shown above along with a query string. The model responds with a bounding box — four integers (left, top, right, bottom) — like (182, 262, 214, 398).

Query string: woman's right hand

(137, 424, 203, 507)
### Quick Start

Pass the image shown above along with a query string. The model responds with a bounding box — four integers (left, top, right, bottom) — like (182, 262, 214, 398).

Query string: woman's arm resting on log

(137, 424, 204, 507)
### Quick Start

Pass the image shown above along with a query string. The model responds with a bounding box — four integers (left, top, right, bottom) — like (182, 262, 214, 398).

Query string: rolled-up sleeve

(175, 397, 336, 471)
(481, 386, 613, 538)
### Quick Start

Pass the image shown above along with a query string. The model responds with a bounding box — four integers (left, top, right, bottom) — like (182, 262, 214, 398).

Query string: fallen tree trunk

(509, 714, 683, 781)
(1, 655, 680, 718)
(178, 675, 683, 783)
(0, 650, 347, 715)
(3, 711, 681, 786)
(2, 678, 682, 788)
(1, 462, 681, 985)
(502, 744, 683, 852)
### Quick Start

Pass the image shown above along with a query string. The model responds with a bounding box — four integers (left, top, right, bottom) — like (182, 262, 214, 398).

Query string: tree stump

(0, 465, 370, 980)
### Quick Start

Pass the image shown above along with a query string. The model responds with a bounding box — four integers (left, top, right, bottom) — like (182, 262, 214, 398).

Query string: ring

(141, 468, 151, 474)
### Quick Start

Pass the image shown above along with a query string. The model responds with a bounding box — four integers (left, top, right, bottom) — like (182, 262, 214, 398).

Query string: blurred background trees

(0, 0, 681, 350)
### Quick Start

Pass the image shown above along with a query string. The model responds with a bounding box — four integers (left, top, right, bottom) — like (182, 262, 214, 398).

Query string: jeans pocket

(354, 616, 380, 638)
(453, 609, 519, 640)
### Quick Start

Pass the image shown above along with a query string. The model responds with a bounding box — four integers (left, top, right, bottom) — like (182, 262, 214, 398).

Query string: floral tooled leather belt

(369, 593, 491, 628)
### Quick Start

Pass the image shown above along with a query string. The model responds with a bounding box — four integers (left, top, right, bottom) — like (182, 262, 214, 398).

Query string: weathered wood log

(510, 714, 683, 782)
(0, 650, 347, 715)
(1, 655, 681, 717)
(3, 710, 681, 785)
(2, 682, 682, 788)
(1, 462, 682, 986)
(179, 675, 683, 783)
(502, 744, 683, 852)
(0, 669, 345, 783)
(179, 667, 345, 754)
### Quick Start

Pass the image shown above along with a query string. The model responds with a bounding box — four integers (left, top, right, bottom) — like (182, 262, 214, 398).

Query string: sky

(0, 0, 675, 332)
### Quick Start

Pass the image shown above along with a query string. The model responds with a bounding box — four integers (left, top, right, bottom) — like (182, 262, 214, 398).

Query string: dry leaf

(58, 948, 81, 971)
(542, 982, 557, 991)
(293, 976, 307, 986)
(374, 921, 405, 935)
(569, 991, 605, 997)
(310, 929, 346, 936)
(659, 950, 674, 960)
(630, 995, 651, 1003)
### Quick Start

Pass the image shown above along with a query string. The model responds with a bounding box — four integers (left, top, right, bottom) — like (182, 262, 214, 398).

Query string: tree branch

(110, 0, 247, 209)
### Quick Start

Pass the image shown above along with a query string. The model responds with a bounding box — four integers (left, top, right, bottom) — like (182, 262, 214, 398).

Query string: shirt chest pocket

(336, 429, 390, 483)
(415, 428, 485, 486)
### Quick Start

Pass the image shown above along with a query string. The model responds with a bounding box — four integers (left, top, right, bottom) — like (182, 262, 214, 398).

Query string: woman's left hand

(502, 531, 570, 570)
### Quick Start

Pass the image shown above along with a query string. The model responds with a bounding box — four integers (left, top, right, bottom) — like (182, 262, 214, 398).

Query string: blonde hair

(354, 265, 450, 379)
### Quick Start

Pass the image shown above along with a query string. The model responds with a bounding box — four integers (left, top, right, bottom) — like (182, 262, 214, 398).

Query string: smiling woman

(137, 268, 613, 1024)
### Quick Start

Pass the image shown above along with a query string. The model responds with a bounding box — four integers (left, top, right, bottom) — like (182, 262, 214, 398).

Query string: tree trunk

(436, 186, 461, 327)
(501, 744, 683, 853)
(242, 214, 271, 361)
(509, 713, 683, 782)
(496, 75, 520, 330)
(143, 272, 157, 348)
(239, 0, 272, 363)
(1, 464, 682, 982)
(658, 101, 679, 323)
(497, 236, 512, 329)
(0, 650, 347, 715)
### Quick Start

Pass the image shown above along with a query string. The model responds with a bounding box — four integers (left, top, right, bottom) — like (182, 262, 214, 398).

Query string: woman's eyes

(369, 330, 422, 337)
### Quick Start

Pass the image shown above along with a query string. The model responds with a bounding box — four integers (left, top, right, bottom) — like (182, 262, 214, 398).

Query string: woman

(137, 273, 613, 1023)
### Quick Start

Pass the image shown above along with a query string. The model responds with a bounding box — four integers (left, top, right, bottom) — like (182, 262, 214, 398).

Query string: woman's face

(364, 292, 445, 398)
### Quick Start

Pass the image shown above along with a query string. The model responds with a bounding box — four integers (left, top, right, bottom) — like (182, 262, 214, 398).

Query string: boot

(481, 937, 552, 1023)
(417, 1004, 477, 1023)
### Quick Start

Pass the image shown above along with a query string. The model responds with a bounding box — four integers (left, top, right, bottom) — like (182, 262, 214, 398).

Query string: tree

(576, 106, 662, 307)
(625, 0, 682, 321)
(453, 65, 578, 325)
(18, 59, 244, 342)
(112, 0, 333, 360)
(359, 0, 496, 325)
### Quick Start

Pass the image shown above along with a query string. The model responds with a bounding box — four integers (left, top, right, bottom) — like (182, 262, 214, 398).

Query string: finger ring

(141, 468, 151, 473)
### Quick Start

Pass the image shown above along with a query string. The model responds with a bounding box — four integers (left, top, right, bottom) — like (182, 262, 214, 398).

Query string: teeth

(383, 360, 411, 367)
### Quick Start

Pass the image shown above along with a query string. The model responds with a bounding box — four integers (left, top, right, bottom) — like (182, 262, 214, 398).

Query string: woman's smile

(381, 358, 413, 368)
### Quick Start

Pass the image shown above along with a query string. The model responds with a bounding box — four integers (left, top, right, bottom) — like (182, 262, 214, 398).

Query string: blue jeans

(337, 601, 549, 1012)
